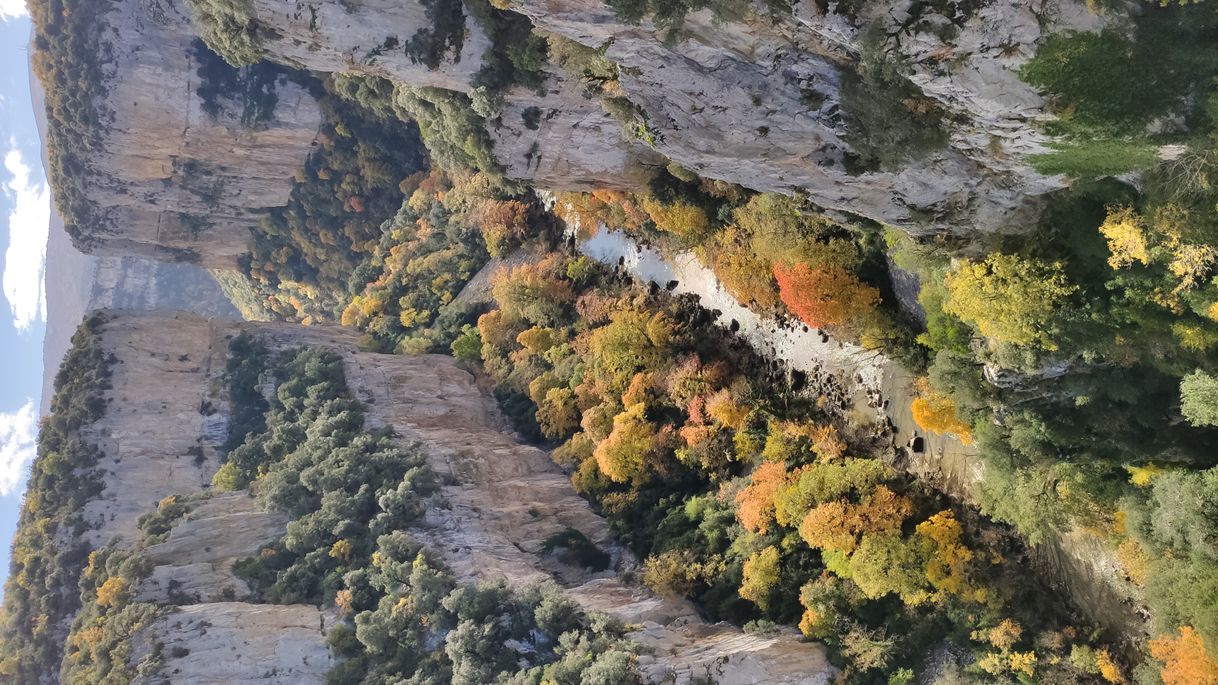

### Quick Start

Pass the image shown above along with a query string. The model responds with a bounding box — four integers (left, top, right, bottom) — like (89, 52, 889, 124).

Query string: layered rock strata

(64, 312, 834, 684)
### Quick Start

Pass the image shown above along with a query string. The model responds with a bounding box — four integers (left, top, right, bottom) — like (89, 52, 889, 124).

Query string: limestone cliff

(225, 0, 1102, 234)
(48, 311, 833, 684)
(53, 0, 1104, 269)
(60, 0, 321, 267)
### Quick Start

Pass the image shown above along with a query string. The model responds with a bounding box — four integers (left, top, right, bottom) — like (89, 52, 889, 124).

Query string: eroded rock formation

(75, 0, 321, 267)
(64, 311, 834, 684)
(60, 0, 1105, 269)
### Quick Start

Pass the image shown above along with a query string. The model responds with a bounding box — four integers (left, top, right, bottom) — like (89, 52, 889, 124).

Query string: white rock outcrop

(63, 312, 835, 684)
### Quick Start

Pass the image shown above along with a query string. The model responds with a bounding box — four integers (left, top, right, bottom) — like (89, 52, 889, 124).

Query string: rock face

(58, 0, 1104, 270)
(76, 0, 321, 267)
(60, 312, 834, 684)
(137, 603, 337, 685)
(237, 0, 1101, 234)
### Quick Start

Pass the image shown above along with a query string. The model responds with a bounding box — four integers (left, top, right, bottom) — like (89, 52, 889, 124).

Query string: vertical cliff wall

(231, 0, 1102, 234)
(47, 0, 1109, 270)
(58, 0, 321, 267)
(36, 312, 834, 684)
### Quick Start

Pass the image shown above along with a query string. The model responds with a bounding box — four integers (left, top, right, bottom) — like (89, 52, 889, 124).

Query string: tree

(1099, 206, 1151, 269)
(94, 576, 129, 609)
(910, 378, 973, 444)
(1181, 370, 1218, 427)
(798, 486, 913, 555)
(739, 546, 781, 611)
(643, 550, 719, 598)
(537, 388, 579, 439)
(915, 511, 978, 600)
(847, 532, 931, 605)
(471, 199, 530, 257)
(735, 461, 793, 534)
(593, 402, 655, 483)
(640, 195, 710, 242)
(943, 253, 1077, 350)
(773, 262, 880, 329)
(699, 226, 781, 310)
(1149, 626, 1218, 685)
(491, 257, 574, 327)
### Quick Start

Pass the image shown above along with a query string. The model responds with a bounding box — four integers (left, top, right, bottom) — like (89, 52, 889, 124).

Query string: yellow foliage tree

(1149, 626, 1218, 685)
(516, 327, 557, 355)
(911, 378, 973, 445)
(706, 388, 750, 430)
(95, 576, 129, 609)
(739, 546, 781, 610)
(944, 253, 1077, 350)
(593, 402, 655, 483)
(1099, 206, 1151, 269)
(915, 510, 979, 600)
(640, 195, 710, 241)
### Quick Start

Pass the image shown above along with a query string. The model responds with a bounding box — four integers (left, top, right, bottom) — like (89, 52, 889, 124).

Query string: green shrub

(1028, 140, 1159, 178)
(184, 0, 269, 66)
(542, 529, 612, 571)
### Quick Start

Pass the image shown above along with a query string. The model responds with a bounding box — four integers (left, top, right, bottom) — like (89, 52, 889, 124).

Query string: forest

(184, 0, 1218, 682)
(4, 0, 1218, 683)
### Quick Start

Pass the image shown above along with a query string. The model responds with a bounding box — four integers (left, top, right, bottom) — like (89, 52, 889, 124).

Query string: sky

(0, 6, 50, 591)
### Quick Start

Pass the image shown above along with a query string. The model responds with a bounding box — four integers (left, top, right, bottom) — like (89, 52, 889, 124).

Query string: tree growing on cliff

(943, 253, 1077, 350)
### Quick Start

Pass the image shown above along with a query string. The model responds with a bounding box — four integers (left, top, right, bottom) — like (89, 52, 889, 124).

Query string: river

(578, 226, 982, 499)
(576, 226, 1147, 648)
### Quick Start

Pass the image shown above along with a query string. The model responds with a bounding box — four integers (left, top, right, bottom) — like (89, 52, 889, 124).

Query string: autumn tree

(584, 308, 678, 393)
(705, 388, 750, 430)
(1100, 205, 1152, 268)
(915, 510, 979, 600)
(771, 458, 891, 528)
(698, 226, 781, 310)
(640, 195, 711, 242)
(910, 377, 973, 444)
(798, 486, 913, 555)
(491, 257, 574, 327)
(470, 198, 530, 257)
(537, 387, 579, 439)
(774, 262, 881, 329)
(943, 253, 1077, 350)
(643, 549, 722, 598)
(593, 402, 656, 483)
(1149, 626, 1218, 685)
(739, 546, 781, 611)
(732, 193, 858, 269)
(735, 460, 794, 534)
(847, 532, 933, 605)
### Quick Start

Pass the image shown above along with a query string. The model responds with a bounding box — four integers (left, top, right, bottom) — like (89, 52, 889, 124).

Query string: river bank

(576, 225, 1146, 650)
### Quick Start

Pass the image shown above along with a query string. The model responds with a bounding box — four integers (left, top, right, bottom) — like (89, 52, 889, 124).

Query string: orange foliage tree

(471, 199, 530, 257)
(1150, 627, 1218, 685)
(735, 460, 794, 535)
(773, 262, 880, 329)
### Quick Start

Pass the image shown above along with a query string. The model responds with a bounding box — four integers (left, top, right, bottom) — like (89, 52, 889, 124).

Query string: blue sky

(0, 6, 50, 590)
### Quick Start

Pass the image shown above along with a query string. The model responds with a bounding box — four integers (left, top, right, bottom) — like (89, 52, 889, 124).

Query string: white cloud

(2, 148, 49, 332)
(0, 0, 27, 21)
(0, 400, 37, 497)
